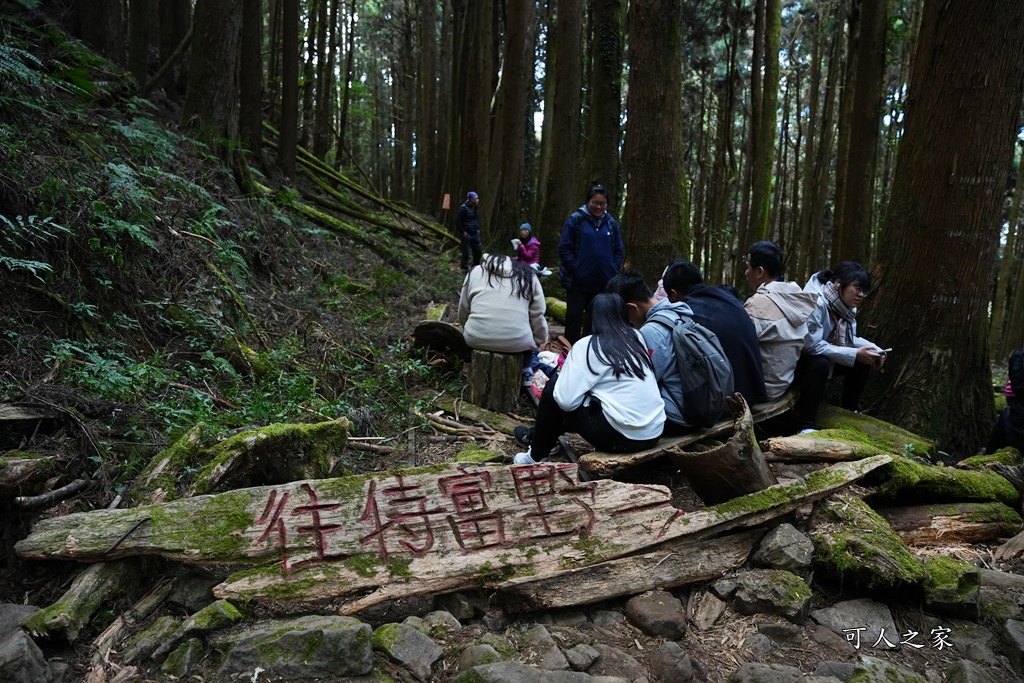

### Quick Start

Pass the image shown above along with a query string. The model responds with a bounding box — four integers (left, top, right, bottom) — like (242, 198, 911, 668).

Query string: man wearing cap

(455, 192, 482, 272)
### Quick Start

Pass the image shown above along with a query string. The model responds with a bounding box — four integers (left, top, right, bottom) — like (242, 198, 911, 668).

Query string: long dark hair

(483, 253, 536, 300)
(585, 293, 654, 380)
(815, 261, 872, 293)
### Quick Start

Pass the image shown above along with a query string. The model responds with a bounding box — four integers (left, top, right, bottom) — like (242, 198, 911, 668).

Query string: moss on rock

(454, 442, 504, 463)
(808, 495, 926, 591)
(923, 555, 980, 619)
(957, 448, 1022, 471)
(869, 455, 1019, 507)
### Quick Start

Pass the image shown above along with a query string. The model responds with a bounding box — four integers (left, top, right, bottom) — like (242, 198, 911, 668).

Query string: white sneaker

(513, 450, 536, 464)
(798, 428, 818, 435)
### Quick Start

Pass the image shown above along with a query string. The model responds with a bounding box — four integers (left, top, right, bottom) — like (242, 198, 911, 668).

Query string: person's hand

(855, 346, 882, 366)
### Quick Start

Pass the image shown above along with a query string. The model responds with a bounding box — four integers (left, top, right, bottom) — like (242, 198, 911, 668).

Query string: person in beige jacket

(458, 253, 548, 353)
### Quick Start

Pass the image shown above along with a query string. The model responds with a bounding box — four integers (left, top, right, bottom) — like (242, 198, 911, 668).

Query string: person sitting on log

(662, 259, 769, 408)
(512, 292, 665, 464)
(458, 253, 548, 356)
(742, 240, 819, 401)
(797, 261, 887, 433)
(605, 269, 697, 436)
(986, 347, 1024, 454)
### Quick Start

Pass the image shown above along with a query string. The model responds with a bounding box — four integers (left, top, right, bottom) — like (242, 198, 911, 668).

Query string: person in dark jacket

(455, 191, 482, 272)
(557, 183, 624, 342)
(662, 259, 769, 407)
(986, 348, 1024, 454)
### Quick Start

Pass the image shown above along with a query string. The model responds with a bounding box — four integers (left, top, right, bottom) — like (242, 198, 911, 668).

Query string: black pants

(529, 375, 660, 458)
(794, 354, 870, 429)
(460, 233, 482, 271)
(564, 288, 599, 344)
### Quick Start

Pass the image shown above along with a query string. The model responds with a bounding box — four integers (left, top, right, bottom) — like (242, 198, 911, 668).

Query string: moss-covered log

(816, 405, 936, 457)
(877, 502, 1022, 546)
(19, 559, 147, 642)
(956, 448, 1022, 471)
(545, 297, 566, 323)
(127, 423, 208, 505)
(808, 493, 926, 591)
(0, 452, 61, 497)
(922, 555, 980, 619)
(434, 398, 521, 435)
(761, 435, 886, 462)
(866, 455, 1020, 508)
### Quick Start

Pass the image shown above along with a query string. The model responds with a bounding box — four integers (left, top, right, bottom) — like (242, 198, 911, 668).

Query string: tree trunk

(748, 0, 780, 245)
(127, 0, 151, 87)
(180, 0, 241, 150)
(484, 0, 534, 238)
(737, 0, 764, 261)
(415, 0, 439, 211)
(76, 0, 125, 66)
(581, 0, 624, 211)
(277, 0, 300, 178)
(624, 0, 687, 277)
(312, 0, 336, 161)
(157, 0, 190, 98)
(534, 0, 584, 266)
(299, 4, 317, 152)
(834, 0, 886, 267)
(996, 147, 1024, 356)
(865, 0, 1024, 454)
(335, 0, 357, 166)
(239, 0, 266, 175)
(878, 502, 1022, 546)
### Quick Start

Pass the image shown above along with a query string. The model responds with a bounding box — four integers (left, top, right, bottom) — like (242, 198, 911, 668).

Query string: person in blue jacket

(557, 183, 624, 343)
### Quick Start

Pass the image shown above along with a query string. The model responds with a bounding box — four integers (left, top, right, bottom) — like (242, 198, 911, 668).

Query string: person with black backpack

(557, 183, 624, 343)
(986, 348, 1024, 454)
(606, 269, 733, 433)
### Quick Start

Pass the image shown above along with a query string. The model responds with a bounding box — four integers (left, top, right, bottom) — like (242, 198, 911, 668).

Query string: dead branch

(14, 478, 93, 510)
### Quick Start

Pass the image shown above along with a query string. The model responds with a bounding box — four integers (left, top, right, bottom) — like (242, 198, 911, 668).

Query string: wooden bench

(578, 390, 797, 475)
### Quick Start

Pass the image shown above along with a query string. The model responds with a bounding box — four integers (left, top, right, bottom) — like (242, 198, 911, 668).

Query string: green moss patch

(817, 405, 935, 457)
(923, 555, 980, 618)
(869, 455, 1020, 507)
(957, 448, 1022, 471)
(454, 443, 504, 463)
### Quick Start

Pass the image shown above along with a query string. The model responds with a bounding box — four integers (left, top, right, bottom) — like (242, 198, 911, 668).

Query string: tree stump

(670, 394, 778, 504)
(467, 349, 523, 413)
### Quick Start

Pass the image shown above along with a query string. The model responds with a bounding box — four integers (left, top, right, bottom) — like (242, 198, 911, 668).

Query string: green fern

(0, 214, 69, 281)
(0, 42, 43, 91)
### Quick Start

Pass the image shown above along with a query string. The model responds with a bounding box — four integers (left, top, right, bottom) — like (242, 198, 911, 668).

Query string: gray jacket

(744, 281, 818, 399)
(639, 298, 694, 427)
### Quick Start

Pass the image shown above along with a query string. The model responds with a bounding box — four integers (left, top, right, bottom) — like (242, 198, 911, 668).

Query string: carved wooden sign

(16, 457, 891, 607)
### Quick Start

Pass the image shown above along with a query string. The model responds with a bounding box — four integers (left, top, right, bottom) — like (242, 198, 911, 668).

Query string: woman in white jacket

(513, 293, 666, 464)
(458, 253, 548, 354)
(797, 261, 887, 431)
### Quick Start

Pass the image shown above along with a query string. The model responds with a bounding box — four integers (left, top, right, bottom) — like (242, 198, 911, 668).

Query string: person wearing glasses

(795, 261, 887, 433)
(556, 183, 625, 343)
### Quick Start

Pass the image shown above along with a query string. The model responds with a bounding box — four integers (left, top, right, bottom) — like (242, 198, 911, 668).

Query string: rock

(160, 637, 204, 678)
(1001, 619, 1024, 671)
(551, 610, 589, 628)
(813, 661, 855, 680)
(730, 569, 811, 623)
(923, 555, 981, 619)
(848, 655, 927, 683)
(589, 610, 625, 626)
(625, 590, 688, 639)
(424, 610, 463, 633)
(453, 661, 591, 682)
(948, 620, 1001, 666)
(479, 632, 516, 657)
(122, 615, 180, 664)
(942, 659, 997, 683)
(152, 598, 243, 663)
(166, 573, 220, 612)
(692, 592, 726, 631)
(0, 629, 52, 683)
(404, 615, 430, 635)
(372, 622, 443, 681)
(711, 577, 740, 600)
(808, 494, 926, 590)
(436, 593, 476, 621)
(565, 643, 600, 671)
(0, 605, 40, 639)
(459, 644, 504, 671)
(757, 622, 800, 641)
(648, 641, 692, 682)
(743, 633, 773, 657)
(751, 523, 814, 575)
(484, 609, 510, 632)
(216, 615, 373, 679)
(523, 625, 569, 671)
(810, 598, 899, 651)
(979, 587, 1023, 622)
(728, 662, 804, 683)
(809, 624, 856, 655)
(358, 595, 435, 627)
(587, 644, 647, 681)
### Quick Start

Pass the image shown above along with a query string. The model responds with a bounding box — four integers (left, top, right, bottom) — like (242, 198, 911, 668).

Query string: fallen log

(761, 435, 880, 462)
(993, 531, 1024, 562)
(0, 453, 61, 497)
(579, 390, 796, 475)
(866, 456, 1020, 508)
(19, 558, 147, 642)
(670, 395, 778, 505)
(16, 456, 890, 611)
(14, 478, 93, 510)
(493, 530, 762, 612)
(877, 502, 1022, 546)
(435, 398, 521, 436)
(411, 321, 471, 362)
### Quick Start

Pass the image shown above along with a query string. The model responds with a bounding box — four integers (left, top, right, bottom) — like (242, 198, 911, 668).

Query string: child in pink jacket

(513, 223, 541, 266)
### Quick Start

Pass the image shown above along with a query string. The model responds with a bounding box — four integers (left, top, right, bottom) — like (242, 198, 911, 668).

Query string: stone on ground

(372, 622, 443, 681)
(625, 590, 688, 639)
(810, 598, 899, 651)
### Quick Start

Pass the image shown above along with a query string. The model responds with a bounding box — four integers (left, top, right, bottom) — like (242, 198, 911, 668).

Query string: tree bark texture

(748, 0, 780, 244)
(76, 0, 125, 66)
(624, 0, 687, 278)
(581, 0, 624, 211)
(415, 0, 440, 211)
(180, 0, 242, 149)
(157, 0, 191, 97)
(277, 0, 300, 177)
(865, 0, 1024, 454)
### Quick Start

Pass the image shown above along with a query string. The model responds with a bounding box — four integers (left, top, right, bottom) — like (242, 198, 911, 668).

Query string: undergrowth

(0, 12, 463, 487)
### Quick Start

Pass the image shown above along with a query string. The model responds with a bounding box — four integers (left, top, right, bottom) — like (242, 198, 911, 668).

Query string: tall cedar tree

(748, 0, 780, 245)
(415, 0, 440, 211)
(864, 0, 1024, 454)
(76, 0, 124, 66)
(181, 0, 241, 146)
(534, 0, 583, 265)
(277, 0, 299, 178)
(624, 0, 688, 280)
(484, 0, 534, 237)
(581, 0, 624, 210)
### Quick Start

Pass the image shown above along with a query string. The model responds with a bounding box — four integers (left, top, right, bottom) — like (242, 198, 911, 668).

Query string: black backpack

(649, 310, 735, 428)
(1009, 348, 1024, 400)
